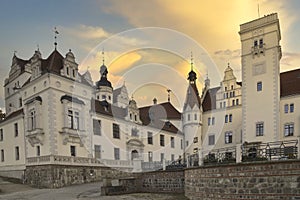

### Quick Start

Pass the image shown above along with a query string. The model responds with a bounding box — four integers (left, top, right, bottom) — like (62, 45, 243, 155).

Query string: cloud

(109, 51, 142, 74)
(62, 24, 109, 40)
(104, 0, 295, 58)
(281, 52, 300, 71)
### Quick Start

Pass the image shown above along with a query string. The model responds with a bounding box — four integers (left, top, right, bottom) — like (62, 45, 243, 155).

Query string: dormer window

(72, 69, 75, 77)
(66, 67, 69, 75)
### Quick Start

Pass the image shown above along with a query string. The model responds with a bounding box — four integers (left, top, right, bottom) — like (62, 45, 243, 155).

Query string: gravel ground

(0, 177, 189, 200)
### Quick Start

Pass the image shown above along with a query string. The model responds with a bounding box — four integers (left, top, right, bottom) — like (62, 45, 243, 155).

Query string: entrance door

(131, 150, 139, 160)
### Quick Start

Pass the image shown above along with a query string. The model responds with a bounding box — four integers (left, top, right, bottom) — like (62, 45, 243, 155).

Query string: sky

(1, 0, 300, 111)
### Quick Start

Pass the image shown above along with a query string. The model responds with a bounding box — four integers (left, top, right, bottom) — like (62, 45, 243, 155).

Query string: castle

(0, 13, 299, 180)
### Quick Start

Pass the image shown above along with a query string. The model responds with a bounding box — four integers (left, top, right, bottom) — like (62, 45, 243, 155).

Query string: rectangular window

(225, 115, 228, 123)
(284, 123, 294, 137)
(225, 131, 233, 144)
(257, 81, 262, 91)
(94, 145, 101, 159)
(180, 139, 183, 150)
(114, 148, 120, 160)
(208, 117, 211, 126)
(93, 119, 101, 136)
(284, 104, 289, 113)
(223, 102, 226, 108)
(160, 134, 165, 146)
(1, 149, 4, 162)
(147, 132, 153, 145)
(208, 135, 215, 146)
(72, 69, 76, 77)
(74, 111, 79, 130)
(236, 99, 239, 105)
(220, 102, 222, 108)
(290, 104, 294, 113)
(36, 146, 41, 156)
(148, 151, 153, 162)
(194, 114, 197, 120)
(15, 146, 19, 160)
(254, 40, 258, 46)
(186, 141, 189, 148)
(70, 145, 76, 156)
(160, 153, 164, 162)
(259, 39, 264, 48)
(113, 123, 120, 139)
(171, 137, 175, 148)
(256, 122, 264, 136)
(68, 110, 80, 130)
(29, 109, 36, 130)
(212, 117, 215, 125)
(229, 114, 232, 122)
(14, 123, 18, 137)
(232, 100, 235, 106)
(0, 129, 3, 141)
(187, 114, 190, 121)
(19, 98, 22, 107)
(193, 137, 198, 143)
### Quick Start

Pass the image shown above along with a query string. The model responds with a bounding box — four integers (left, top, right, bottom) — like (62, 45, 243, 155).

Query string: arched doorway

(131, 150, 139, 160)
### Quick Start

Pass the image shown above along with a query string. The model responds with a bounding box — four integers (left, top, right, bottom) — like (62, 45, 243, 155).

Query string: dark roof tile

(202, 87, 221, 112)
(280, 68, 300, 97)
(0, 109, 24, 124)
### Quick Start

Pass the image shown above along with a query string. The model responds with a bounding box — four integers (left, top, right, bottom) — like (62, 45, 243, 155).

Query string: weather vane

(102, 48, 105, 65)
(54, 27, 59, 50)
(167, 89, 172, 102)
(190, 51, 194, 71)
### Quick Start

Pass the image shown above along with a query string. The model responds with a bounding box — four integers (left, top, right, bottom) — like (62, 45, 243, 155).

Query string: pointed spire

(54, 27, 59, 50)
(188, 51, 197, 83)
(13, 50, 17, 57)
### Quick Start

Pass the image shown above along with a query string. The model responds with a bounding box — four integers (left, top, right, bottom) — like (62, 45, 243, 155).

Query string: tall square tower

(239, 13, 282, 143)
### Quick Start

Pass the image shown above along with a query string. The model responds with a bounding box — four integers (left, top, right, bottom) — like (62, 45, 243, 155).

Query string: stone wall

(185, 160, 300, 200)
(138, 170, 185, 194)
(25, 165, 134, 188)
(25, 164, 185, 194)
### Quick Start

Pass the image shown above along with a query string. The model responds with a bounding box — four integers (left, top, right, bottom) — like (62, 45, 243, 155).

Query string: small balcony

(60, 127, 87, 146)
(26, 128, 44, 146)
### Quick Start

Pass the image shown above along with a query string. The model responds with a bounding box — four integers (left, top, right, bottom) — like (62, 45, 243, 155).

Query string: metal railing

(242, 140, 298, 162)
(26, 155, 133, 168)
(203, 147, 236, 165)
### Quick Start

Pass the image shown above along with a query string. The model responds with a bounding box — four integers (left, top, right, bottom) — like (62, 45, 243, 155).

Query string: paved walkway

(0, 178, 188, 200)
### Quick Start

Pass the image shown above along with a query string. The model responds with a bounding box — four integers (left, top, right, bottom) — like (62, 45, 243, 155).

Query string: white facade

(1, 13, 300, 176)
(0, 49, 183, 176)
